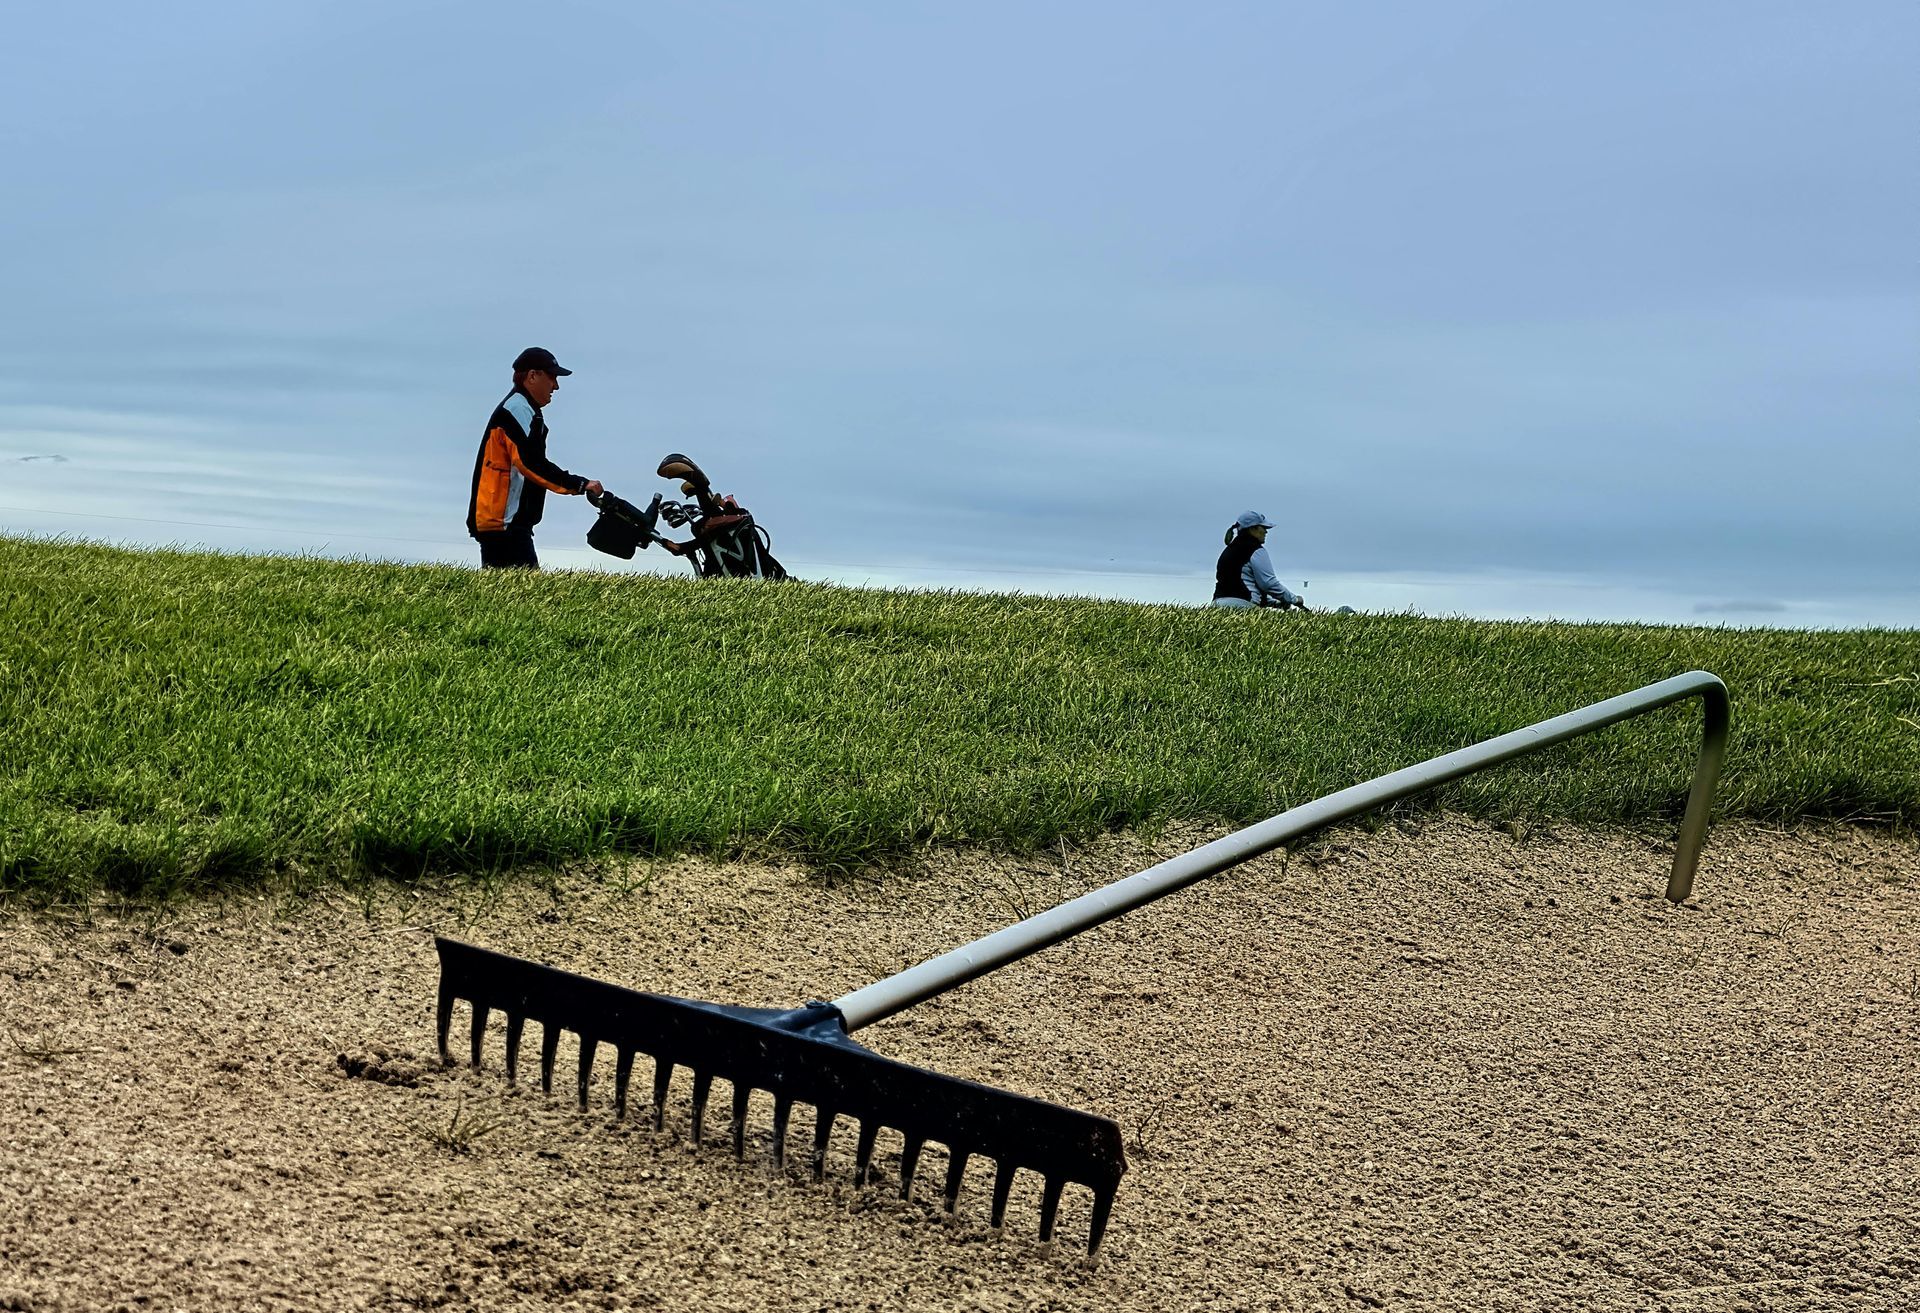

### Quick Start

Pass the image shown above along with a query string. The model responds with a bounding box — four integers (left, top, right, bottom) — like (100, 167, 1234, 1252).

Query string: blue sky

(2, 2, 1914, 626)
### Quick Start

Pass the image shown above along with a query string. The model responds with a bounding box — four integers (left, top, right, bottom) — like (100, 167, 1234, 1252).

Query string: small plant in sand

(604, 859, 656, 899)
(1122, 1077, 1195, 1161)
(971, 861, 1050, 924)
(5, 1027, 94, 1064)
(415, 1090, 508, 1157)
(965, 840, 1097, 956)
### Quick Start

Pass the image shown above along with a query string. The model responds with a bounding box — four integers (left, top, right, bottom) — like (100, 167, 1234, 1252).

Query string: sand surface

(2, 817, 1917, 1312)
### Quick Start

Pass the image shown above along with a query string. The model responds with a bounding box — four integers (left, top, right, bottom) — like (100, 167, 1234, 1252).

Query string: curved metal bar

(835, 670, 1730, 1032)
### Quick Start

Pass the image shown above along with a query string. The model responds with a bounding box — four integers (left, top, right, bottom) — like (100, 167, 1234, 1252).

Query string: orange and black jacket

(466, 388, 587, 537)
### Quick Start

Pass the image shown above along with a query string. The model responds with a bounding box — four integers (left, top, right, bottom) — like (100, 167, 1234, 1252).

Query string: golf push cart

(586, 453, 788, 580)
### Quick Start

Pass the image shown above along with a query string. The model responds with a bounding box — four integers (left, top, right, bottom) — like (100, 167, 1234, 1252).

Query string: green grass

(2, 536, 1914, 898)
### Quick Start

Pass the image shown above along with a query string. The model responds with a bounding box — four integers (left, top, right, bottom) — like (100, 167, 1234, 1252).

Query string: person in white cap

(1212, 511, 1307, 610)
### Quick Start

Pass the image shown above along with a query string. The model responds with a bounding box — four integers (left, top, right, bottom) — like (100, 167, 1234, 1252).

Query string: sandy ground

(1, 816, 1917, 1313)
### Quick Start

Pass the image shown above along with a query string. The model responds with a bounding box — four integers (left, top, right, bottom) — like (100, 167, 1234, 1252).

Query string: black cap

(512, 346, 572, 377)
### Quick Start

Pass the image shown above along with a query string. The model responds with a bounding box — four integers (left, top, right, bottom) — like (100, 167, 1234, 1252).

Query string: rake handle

(832, 670, 1730, 1031)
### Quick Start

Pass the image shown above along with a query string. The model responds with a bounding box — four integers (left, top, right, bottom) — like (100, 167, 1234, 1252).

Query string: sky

(2, 1, 1914, 627)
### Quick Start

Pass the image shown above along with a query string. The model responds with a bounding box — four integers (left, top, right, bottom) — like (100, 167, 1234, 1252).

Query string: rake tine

(468, 1003, 490, 1069)
(434, 940, 1130, 1254)
(770, 1095, 794, 1169)
(650, 1059, 675, 1131)
(989, 1161, 1015, 1228)
(539, 1023, 561, 1095)
(576, 1037, 597, 1111)
(613, 1047, 635, 1121)
(1088, 1187, 1116, 1256)
(1037, 1176, 1064, 1243)
(899, 1137, 925, 1199)
(853, 1120, 879, 1184)
(689, 1070, 713, 1144)
(731, 1083, 752, 1160)
(942, 1149, 970, 1213)
(504, 1014, 525, 1085)
(810, 1109, 836, 1183)
(433, 979, 455, 1065)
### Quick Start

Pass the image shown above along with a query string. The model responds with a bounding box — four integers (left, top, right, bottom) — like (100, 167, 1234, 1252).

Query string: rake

(436, 671, 1729, 1254)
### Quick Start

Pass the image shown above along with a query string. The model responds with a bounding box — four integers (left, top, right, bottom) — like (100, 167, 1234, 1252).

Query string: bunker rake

(436, 671, 1729, 1255)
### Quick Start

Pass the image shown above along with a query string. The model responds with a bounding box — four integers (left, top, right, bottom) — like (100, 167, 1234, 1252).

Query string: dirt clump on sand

(2, 816, 1917, 1312)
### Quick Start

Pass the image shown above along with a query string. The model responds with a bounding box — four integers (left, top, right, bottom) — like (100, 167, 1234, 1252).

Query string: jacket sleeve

(507, 436, 586, 495)
(1244, 546, 1299, 607)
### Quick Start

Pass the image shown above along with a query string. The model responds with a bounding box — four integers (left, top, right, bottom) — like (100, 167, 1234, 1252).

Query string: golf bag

(586, 453, 789, 581)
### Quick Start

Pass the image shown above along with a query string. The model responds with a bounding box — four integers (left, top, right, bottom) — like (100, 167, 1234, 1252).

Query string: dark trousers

(476, 528, 539, 570)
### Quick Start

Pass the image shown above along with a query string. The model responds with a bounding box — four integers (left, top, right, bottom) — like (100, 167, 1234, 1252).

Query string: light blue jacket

(1243, 546, 1300, 607)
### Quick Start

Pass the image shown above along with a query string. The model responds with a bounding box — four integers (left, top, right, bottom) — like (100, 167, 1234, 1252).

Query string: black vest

(1214, 531, 1260, 601)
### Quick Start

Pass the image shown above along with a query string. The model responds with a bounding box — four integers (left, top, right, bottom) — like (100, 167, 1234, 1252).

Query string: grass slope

(2, 537, 1914, 897)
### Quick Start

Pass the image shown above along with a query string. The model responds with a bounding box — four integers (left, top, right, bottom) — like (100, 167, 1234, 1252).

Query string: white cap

(1234, 510, 1275, 530)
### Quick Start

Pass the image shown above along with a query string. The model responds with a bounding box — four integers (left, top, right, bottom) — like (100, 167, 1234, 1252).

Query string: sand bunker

(2, 817, 1916, 1312)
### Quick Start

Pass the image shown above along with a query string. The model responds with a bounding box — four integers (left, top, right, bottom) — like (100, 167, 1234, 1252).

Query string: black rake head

(433, 937, 1127, 1254)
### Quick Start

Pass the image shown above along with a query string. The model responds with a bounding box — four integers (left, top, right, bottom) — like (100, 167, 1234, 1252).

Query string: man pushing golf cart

(586, 452, 788, 580)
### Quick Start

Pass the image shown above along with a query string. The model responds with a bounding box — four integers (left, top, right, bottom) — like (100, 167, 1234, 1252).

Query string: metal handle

(834, 670, 1730, 1031)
